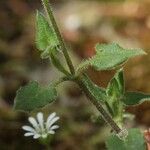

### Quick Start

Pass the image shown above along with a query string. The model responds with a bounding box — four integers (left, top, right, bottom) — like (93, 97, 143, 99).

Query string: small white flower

(22, 112, 59, 139)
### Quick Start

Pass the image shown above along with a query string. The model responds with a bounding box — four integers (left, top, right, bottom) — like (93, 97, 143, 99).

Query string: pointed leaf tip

(77, 43, 146, 72)
(123, 92, 150, 106)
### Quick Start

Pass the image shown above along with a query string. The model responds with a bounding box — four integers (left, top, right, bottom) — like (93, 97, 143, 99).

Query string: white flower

(22, 112, 59, 139)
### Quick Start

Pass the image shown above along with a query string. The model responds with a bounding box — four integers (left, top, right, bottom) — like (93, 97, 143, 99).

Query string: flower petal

(48, 130, 55, 134)
(46, 112, 56, 129)
(37, 112, 44, 130)
(24, 132, 35, 137)
(41, 134, 48, 139)
(28, 117, 39, 129)
(33, 134, 41, 139)
(22, 125, 35, 133)
(50, 125, 59, 130)
(47, 117, 60, 129)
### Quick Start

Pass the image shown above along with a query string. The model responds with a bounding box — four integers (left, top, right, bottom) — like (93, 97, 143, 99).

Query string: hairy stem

(42, 0, 122, 136)
(76, 76, 122, 134)
(41, 0, 75, 75)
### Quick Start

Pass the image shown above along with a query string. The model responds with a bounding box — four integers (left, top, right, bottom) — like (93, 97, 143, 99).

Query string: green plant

(13, 0, 150, 149)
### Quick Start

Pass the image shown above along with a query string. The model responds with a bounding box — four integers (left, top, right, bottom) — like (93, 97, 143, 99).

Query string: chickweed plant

(14, 0, 150, 149)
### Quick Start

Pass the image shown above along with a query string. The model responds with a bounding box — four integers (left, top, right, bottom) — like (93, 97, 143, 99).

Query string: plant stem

(76, 76, 122, 134)
(42, 0, 122, 135)
(41, 0, 75, 75)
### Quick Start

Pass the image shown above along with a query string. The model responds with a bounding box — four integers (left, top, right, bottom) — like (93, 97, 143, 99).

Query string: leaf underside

(106, 69, 124, 116)
(14, 81, 57, 112)
(106, 68, 124, 98)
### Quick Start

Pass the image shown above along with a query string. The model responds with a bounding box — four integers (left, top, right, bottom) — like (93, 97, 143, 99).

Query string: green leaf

(50, 52, 70, 75)
(77, 43, 146, 72)
(36, 11, 59, 52)
(106, 128, 146, 150)
(14, 81, 57, 112)
(105, 69, 124, 118)
(106, 69, 124, 98)
(123, 92, 150, 106)
(81, 74, 107, 102)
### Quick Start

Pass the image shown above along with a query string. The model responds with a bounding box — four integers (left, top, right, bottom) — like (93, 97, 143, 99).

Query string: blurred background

(0, 0, 150, 149)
